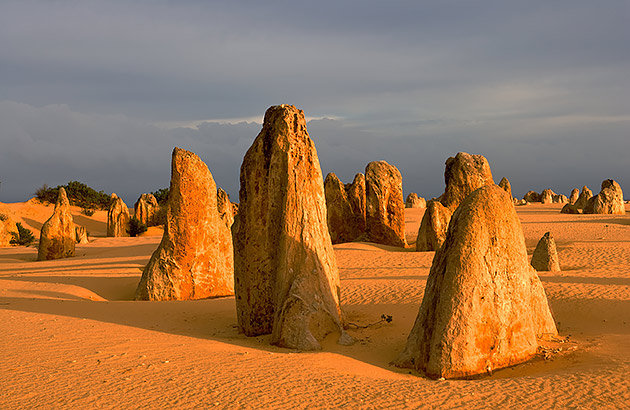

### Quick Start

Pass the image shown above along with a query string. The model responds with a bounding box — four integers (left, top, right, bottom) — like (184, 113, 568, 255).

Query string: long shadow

(0, 263, 146, 275)
(342, 275, 429, 281)
(540, 275, 630, 287)
(22, 217, 44, 231)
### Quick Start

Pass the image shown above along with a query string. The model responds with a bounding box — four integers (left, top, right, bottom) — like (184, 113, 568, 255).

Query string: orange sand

(1, 200, 629, 409)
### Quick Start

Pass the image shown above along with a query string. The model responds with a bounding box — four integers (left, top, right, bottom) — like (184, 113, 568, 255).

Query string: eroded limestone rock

(107, 194, 130, 237)
(135, 148, 234, 301)
(233, 105, 349, 350)
(38, 188, 76, 260)
(405, 193, 426, 209)
(440, 152, 494, 212)
(134, 193, 159, 227)
(415, 200, 452, 252)
(365, 161, 406, 247)
(531, 232, 560, 272)
(583, 179, 625, 215)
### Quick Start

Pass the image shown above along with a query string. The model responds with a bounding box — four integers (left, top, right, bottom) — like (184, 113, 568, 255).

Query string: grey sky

(1, 0, 629, 204)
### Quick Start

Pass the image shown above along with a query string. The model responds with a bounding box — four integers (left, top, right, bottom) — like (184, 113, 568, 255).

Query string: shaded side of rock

(346, 173, 366, 235)
(38, 187, 76, 260)
(540, 189, 556, 204)
(395, 185, 557, 379)
(498, 177, 512, 198)
(134, 193, 159, 227)
(325, 173, 362, 244)
(573, 186, 593, 210)
(365, 161, 406, 247)
(531, 232, 560, 271)
(107, 194, 130, 237)
(217, 187, 235, 228)
(523, 191, 541, 203)
(135, 147, 234, 301)
(233, 105, 348, 350)
(75, 226, 89, 244)
(568, 188, 579, 205)
(560, 203, 581, 214)
(415, 200, 452, 252)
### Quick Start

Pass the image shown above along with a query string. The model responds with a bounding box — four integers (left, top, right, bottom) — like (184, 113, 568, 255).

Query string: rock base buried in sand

(531, 232, 560, 271)
(583, 179, 625, 215)
(396, 185, 557, 379)
(38, 187, 76, 260)
(234, 104, 350, 350)
(135, 147, 234, 301)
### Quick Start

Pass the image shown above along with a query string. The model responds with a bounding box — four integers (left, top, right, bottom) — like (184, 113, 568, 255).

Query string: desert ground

(1, 200, 629, 409)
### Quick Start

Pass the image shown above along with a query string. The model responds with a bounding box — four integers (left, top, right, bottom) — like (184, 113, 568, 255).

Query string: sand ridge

(1, 201, 630, 408)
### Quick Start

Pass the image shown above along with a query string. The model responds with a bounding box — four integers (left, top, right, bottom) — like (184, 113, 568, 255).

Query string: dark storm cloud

(0, 1, 629, 203)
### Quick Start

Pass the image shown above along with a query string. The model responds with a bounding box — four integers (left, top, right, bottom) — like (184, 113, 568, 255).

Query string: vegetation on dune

(151, 187, 169, 206)
(128, 217, 148, 237)
(35, 181, 113, 210)
(10, 223, 36, 246)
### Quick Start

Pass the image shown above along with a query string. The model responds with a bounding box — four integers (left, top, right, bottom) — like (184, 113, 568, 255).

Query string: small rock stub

(405, 193, 426, 209)
(531, 232, 561, 271)
(135, 147, 234, 301)
(365, 161, 406, 247)
(38, 187, 76, 260)
(498, 177, 512, 198)
(233, 105, 348, 350)
(396, 185, 557, 379)
(107, 193, 130, 237)
(415, 200, 452, 252)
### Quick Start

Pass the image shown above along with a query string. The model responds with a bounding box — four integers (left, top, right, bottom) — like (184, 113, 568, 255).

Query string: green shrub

(10, 223, 36, 246)
(128, 218, 147, 237)
(82, 205, 96, 216)
(151, 188, 169, 206)
(35, 181, 113, 210)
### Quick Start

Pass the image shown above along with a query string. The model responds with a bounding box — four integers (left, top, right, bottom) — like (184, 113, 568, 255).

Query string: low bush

(35, 181, 113, 210)
(151, 188, 169, 206)
(10, 223, 36, 246)
(128, 218, 147, 237)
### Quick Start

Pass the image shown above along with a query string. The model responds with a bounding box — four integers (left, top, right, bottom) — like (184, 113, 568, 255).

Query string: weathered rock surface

(38, 188, 76, 260)
(573, 186, 593, 210)
(325, 173, 363, 243)
(233, 105, 349, 350)
(531, 232, 560, 272)
(0, 215, 18, 247)
(396, 185, 557, 379)
(415, 200, 452, 252)
(560, 203, 580, 214)
(498, 177, 512, 198)
(346, 173, 367, 234)
(405, 193, 426, 208)
(75, 226, 89, 244)
(440, 152, 494, 212)
(583, 179, 625, 215)
(523, 191, 541, 203)
(134, 193, 159, 227)
(217, 188, 235, 228)
(135, 147, 234, 301)
(568, 188, 580, 205)
(553, 194, 568, 204)
(107, 194, 130, 237)
(365, 161, 406, 247)
(540, 189, 555, 204)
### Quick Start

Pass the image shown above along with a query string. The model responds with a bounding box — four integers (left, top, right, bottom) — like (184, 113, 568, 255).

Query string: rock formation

(405, 193, 426, 208)
(583, 179, 625, 215)
(396, 185, 557, 379)
(416, 152, 494, 252)
(498, 177, 512, 198)
(38, 188, 76, 260)
(553, 194, 568, 204)
(523, 191, 541, 203)
(0, 215, 18, 247)
(531, 232, 560, 272)
(415, 200, 452, 251)
(365, 161, 407, 247)
(217, 188, 235, 228)
(135, 147, 234, 301)
(439, 152, 494, 212)
(75, 226, 89, 244)
(134, 193, 159, 227)
(233, 105, 350, 350)
(568, 188, 579, 205)
(325, 173, 363, 243)
(107, 193, 130, 237)
(560, 203, 580, 214)
(540, 189, 555, 204)
(346, 173, 367, 234)
(573, 186, 593, 210)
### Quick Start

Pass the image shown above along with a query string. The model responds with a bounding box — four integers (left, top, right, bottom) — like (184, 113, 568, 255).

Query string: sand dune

(1, 201, 629, 408)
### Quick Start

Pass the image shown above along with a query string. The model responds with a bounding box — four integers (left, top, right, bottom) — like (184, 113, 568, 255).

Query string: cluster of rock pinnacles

(33, 104, 583, 378)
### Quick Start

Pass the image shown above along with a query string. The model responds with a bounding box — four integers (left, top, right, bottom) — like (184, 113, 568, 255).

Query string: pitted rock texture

(135, 147, 234, 301)
(217, 188, 235, 228)
(107, 193, 130, 237)
(396, 185, 557, 379)
(233, 105, 349, 350)
(415, 200, 452, 252)
(38, 187, 76, 260)
(573, 186, 593, 210)
(583, 179, 625, 215)
(134, 193, 160, 227)
(75, 226, 89, 244)
(365, 161, 406, 247)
